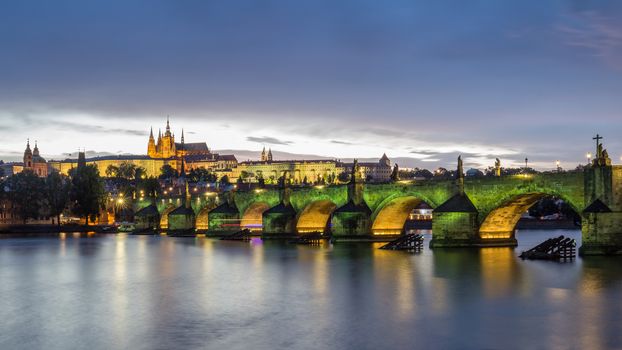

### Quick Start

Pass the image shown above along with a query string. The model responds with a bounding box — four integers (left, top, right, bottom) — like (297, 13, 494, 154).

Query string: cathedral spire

(148, 127, 157, 157)
(33, 140, 40, 156)
(181, 128, 185, 146)
(267, 148, 273, 162)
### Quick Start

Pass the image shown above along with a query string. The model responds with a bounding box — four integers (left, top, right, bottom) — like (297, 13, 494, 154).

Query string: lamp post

(556, 160, 561, 173)
(587, 152, 592, 165)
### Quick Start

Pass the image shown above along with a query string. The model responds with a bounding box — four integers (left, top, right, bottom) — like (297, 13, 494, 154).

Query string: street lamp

(556, 160, 561, 172)
(587, 152, 592, 164)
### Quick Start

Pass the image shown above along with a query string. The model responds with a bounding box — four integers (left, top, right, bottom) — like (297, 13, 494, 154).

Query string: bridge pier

(262, 203, 297, 237)
(429, 193, 482, 248)
(208, 201, 240, 233)
(331, 203, 372, 239)
(134, 204, 160, 232)
(579, 162, 622, 255)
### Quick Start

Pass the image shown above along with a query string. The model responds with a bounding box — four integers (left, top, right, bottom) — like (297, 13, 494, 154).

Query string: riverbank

(0, 224, 117, 234)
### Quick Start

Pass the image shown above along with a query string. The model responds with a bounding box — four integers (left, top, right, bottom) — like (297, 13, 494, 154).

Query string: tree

(529, 197, 560, 218)
(257, 176, 265, 188)
(105, 165, 119, 178)
(70, 164, 106, 225)
(117, 162, 137, 180)
(45, 172, 70, 226)
(414, 168, 433, 179)
(4, 171, 47, 224)
(189, 167, 215, 183)
(219, 175, 230, 186)
(239, 170, 251, 183)
(138, 177, 161, 198)
(337, 172, 350, 183)
(160, 164, 177, 180)
(134, 166, 147, 181)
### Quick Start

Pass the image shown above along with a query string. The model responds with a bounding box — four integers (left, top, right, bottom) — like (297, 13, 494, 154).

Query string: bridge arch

(479, 192, 581, 239)
(196, 206, 211, 231)
(371, 196, 426, 235)
(240, 202, 270, 232)
(159, 203, 177, 230)
(296, 200, 337, 234)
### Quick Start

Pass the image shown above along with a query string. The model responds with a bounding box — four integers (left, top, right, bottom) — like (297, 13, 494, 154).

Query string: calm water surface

(2, 229, 622, 350)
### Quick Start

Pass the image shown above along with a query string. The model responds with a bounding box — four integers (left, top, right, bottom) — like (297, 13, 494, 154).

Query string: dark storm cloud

(246, 136, 293, 145)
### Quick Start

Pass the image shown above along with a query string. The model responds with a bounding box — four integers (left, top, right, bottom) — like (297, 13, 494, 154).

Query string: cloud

(330, 140, 354, 145)
(246, 136, 293, 145)
(556, 11, 622, 70)
(53, 121, 145, 136)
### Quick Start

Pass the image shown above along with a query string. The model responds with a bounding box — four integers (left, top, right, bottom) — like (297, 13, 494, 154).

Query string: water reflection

(3, 229, 622, 349)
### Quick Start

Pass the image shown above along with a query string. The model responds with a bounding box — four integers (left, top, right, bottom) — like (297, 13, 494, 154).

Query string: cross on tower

(593, 134, 603, 158)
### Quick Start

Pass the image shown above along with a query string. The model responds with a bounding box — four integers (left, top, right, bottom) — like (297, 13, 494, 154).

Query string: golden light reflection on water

(480, 247, 520, 298)
(58, 232, 67, 256)
(370, 244, 415, 319)
(112, 233, 129, 342)
(430, 277, 449, 316)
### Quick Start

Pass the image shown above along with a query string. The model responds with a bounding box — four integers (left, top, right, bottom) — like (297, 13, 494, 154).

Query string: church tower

(148, 127, 157, 158)
(267, 148, 273, 162)
(261, 147, 267, 162)
(23, 139, 33, 169)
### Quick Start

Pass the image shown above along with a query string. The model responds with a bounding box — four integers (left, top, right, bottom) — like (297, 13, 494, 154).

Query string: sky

(1, 0, 621, 170)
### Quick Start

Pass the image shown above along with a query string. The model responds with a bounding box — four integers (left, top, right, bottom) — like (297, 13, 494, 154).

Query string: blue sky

(0, 0, 621, 169)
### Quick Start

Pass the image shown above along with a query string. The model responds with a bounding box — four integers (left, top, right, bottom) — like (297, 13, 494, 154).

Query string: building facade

(226, 150, 393, 184)
(0, 140, 50, 178)
(49, 119, 237, 178)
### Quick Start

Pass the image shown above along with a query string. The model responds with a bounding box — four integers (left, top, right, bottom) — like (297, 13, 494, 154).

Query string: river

(2, 229, 622, 349)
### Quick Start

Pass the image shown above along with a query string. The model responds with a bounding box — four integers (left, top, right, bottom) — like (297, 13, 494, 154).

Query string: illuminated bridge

(135, 151, 622, 256)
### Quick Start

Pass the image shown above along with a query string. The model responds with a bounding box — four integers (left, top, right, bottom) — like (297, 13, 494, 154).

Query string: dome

(32, 155, 46, 163)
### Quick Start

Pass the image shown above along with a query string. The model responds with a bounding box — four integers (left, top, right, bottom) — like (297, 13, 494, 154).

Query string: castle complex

(2, 118, 393, 183)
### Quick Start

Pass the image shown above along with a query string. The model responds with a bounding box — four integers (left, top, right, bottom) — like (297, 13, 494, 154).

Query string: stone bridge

(134, 161, 622, 256)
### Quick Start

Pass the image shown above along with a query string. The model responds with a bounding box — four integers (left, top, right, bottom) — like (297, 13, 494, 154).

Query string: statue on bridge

(593, 134, 611, 167)
(456, 155, 465, 194)
(457, 155, 464, 179)
(495, 158, 501, 177)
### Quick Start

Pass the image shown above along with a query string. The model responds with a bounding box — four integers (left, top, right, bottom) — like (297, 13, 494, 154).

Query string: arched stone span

(196, 206, 211, 231)
(296, 200, 337, 234)
(159, 204, 177, 230)
(371, 196, 423, 235)
(479, 193, 579, 239)
(240, 202, 270, 231)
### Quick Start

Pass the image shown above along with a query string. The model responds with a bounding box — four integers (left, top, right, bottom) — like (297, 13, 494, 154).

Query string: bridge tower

(580, 136, 622, 255)
(262, 173, 298, 236)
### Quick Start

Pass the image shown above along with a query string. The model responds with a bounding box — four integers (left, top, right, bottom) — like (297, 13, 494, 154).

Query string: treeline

(1, 165, 106, 225)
